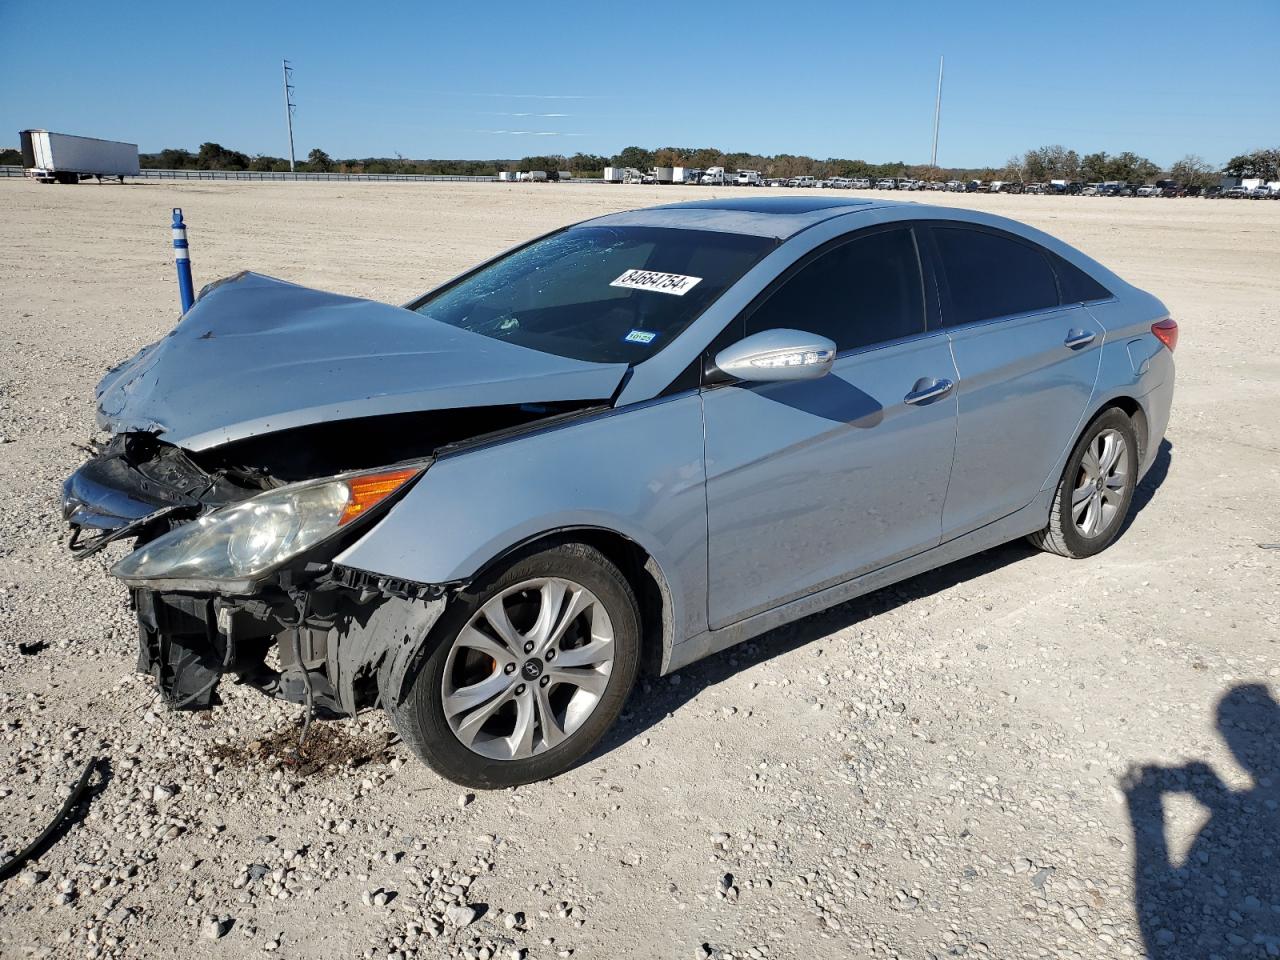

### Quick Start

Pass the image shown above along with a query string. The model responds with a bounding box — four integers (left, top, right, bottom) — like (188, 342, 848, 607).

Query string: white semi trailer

(20, 130, 139, 184)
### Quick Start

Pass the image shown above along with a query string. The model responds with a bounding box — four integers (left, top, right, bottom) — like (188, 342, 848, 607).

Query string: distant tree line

(1, 139, 1269, 185)
(1003, 144, 1280, 187)
(139, 143, 508, 177)
(1223, 147, 1280, 180)
(1002, 145, 1208, 188)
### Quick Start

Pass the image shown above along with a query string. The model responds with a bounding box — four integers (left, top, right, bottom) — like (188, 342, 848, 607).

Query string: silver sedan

(64, 196, 1176, 787)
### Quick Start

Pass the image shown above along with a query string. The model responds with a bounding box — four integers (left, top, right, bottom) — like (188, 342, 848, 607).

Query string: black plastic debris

(0, 758, 100, 883)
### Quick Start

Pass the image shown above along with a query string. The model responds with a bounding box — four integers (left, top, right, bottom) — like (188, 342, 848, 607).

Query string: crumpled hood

(96, 272, 628, 451)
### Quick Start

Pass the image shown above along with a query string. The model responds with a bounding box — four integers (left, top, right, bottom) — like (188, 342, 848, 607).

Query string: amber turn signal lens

(338, 468, 419, 526)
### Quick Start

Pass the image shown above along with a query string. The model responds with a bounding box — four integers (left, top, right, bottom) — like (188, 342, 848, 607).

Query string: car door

(925, 224, 1105, 539)
(702, 225, 959, 630)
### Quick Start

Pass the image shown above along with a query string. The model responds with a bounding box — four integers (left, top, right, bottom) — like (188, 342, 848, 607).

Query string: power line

(283, 59, 297, 172)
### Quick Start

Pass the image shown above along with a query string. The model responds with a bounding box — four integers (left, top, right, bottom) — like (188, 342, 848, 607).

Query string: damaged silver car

(64, 197, 1175, 787)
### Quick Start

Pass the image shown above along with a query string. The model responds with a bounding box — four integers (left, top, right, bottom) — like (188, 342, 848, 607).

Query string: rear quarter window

(1051, 252, 1113, 303)
(932, 226, 1060, 326)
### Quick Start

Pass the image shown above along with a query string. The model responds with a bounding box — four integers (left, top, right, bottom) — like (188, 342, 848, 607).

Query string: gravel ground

(0, 181, 1277, 960)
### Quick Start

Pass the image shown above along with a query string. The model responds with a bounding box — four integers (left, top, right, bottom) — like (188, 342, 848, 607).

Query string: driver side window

(745, 227, 926, 352)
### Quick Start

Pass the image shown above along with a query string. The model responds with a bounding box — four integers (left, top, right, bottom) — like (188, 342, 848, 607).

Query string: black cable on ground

(0, 757, 99, 883)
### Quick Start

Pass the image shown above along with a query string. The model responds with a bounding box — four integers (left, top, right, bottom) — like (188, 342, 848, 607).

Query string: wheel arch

(1076, 392, 1148, 468)
(466, 525, 677, 678)
(1026, 398, 1145, 558)
(1035, 391, 1149, 517)
(1101, 395, 1149, 465)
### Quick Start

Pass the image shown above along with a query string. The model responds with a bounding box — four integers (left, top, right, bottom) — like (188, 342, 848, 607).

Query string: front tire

(1029, 408, 1139, 559)
(384, 542, 641, 788)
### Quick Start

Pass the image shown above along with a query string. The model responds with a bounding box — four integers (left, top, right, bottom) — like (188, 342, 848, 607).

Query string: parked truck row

(601, 165, 765, 186)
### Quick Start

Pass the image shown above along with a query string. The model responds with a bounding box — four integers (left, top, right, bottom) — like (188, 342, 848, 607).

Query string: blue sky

(3, 0, 1277, 167)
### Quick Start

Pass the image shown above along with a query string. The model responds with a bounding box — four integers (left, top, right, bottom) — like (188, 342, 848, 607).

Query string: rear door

(926, 224, 1104, 538)
(703, 225, 958, 628)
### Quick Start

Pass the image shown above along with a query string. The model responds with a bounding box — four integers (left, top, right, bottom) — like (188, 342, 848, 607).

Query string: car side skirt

(663, 488, 1052, 674)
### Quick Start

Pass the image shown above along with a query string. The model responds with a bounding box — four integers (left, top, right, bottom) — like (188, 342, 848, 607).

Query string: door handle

(904, 378, 955, 405)
(1064, 329, 1096, 349)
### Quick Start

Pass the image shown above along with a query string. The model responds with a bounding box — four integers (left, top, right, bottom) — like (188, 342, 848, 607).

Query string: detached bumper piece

(63, 433, 264, 557)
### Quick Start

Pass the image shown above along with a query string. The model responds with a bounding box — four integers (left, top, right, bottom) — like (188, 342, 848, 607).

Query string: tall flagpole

(930, 55, 944, 169)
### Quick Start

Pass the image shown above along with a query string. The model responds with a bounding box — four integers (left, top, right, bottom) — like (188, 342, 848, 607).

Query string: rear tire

(384, 542, 641, 789)
(1028, 408, 1139, 559)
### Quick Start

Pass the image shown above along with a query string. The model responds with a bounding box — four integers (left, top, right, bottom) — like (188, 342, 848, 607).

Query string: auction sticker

(611, 269, 702, 296)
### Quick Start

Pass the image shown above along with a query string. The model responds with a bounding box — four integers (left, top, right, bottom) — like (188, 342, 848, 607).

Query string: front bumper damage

(64, 434, 450, 717)
(64, 271, 621, 723)
(130, 575, 446, 716)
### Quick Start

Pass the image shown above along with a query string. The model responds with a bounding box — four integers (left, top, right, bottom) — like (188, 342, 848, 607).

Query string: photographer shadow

(1123, 684, 1279, 958)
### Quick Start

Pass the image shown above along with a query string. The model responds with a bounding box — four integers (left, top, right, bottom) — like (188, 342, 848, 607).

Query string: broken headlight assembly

(110, 466, 420, 589)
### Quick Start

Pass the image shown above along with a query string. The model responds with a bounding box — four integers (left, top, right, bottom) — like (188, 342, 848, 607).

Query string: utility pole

(282, 59, 297, 172)
(930, 55, 944, 169)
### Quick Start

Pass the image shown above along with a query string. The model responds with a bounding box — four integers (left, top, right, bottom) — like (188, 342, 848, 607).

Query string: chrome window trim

(936, 302, 1077, 336)
(616, 203, 1126, 407)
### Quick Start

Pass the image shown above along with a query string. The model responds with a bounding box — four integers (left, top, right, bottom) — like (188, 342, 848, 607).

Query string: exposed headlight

(110, 467, 419, 587)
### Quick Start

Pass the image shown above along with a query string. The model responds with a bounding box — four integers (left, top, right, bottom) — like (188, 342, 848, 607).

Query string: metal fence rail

(0, 166, 497, 182)
(1, 165, 604, 183)
(133, 168, 500, 182)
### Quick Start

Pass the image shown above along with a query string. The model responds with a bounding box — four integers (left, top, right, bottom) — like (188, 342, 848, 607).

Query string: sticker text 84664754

(611, 269, 703, 296)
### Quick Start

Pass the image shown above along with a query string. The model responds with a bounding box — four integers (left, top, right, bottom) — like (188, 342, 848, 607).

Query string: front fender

(333, 393, 710, 645)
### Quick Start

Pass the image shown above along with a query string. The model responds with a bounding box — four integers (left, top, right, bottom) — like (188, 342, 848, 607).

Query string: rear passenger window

(1051, 253, 1113, 303)
(745, 228, 925, 352)
(933, 227, 1059, 325)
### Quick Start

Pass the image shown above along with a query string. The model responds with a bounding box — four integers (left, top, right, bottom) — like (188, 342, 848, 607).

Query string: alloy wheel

(441, 577, 615, 761)
(1071, 428, 1130, 538)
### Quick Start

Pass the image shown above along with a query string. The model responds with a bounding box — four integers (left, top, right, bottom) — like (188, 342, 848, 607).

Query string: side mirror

(713, 329, 837, 383)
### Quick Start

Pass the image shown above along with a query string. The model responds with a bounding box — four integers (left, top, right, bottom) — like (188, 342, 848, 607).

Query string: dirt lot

(0, 180, 1277, 960)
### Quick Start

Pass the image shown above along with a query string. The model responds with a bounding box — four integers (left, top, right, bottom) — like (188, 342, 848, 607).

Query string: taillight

(1152, 318, 1178, 352)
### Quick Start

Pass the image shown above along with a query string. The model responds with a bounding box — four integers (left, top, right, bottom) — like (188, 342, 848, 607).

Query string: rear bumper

(1138, 351, 1175, 478)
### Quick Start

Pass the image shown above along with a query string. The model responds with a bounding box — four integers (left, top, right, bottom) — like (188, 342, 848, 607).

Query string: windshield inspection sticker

(624, 329, 657, 344)
(611, 269, 702, 296)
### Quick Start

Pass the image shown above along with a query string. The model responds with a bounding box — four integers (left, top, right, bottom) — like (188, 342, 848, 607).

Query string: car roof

(587, 196, 900, 240)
